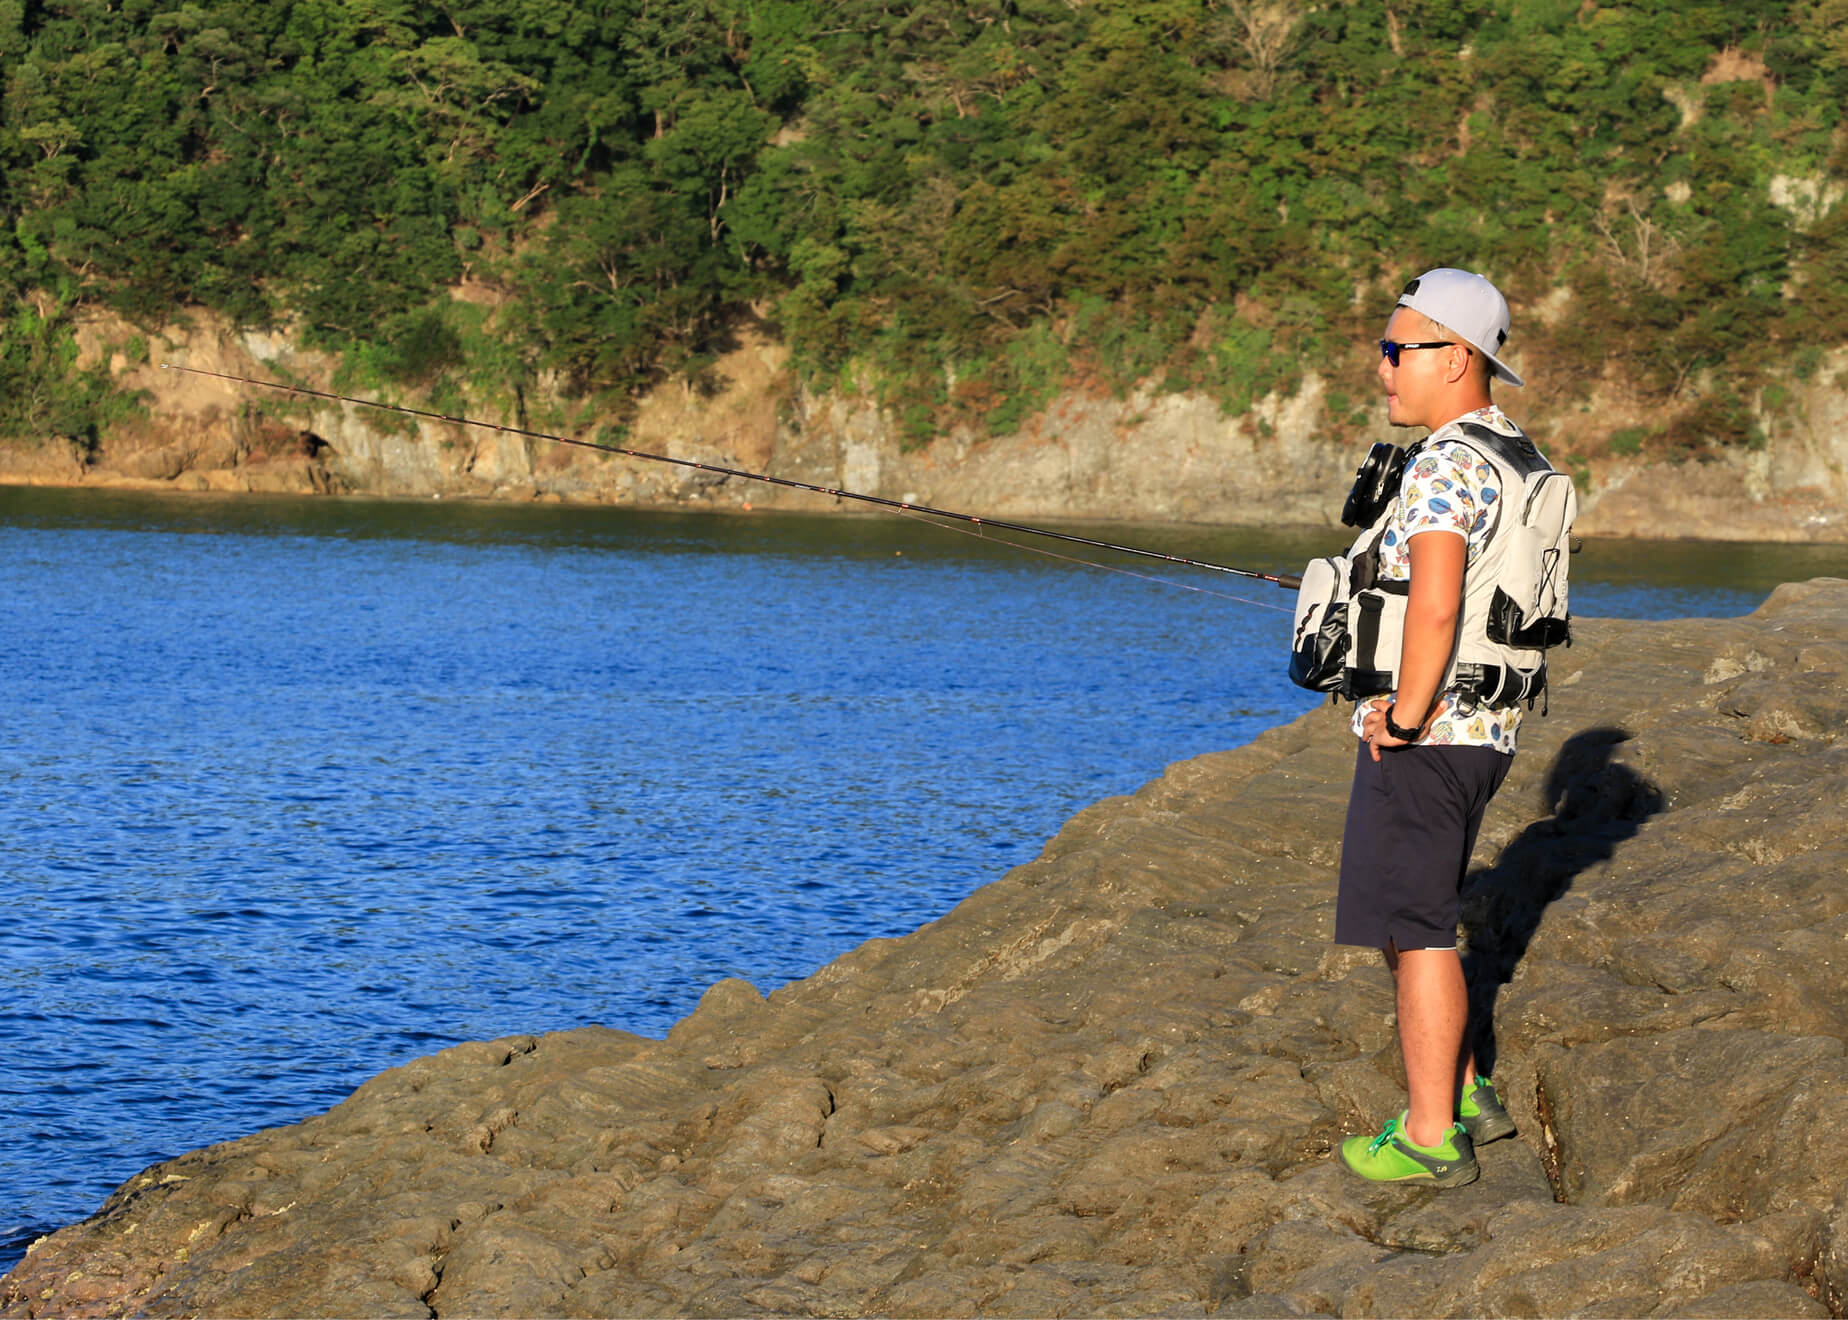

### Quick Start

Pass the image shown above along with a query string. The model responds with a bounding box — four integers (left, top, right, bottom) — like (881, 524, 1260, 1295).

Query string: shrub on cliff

(0, 0, 1842, 449)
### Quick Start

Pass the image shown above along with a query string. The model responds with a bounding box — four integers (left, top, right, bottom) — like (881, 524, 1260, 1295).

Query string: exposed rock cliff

(5, 578, 1845, 1318)
(3, 317, 1845, 542)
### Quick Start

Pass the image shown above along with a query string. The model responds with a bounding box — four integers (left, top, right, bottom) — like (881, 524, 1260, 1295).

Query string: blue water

(0, 486, 1837, 1271)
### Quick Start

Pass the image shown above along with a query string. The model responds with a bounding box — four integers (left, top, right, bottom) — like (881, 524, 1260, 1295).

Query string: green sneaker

(1458, 1075, 1516, 1144)
(1338, 1113, 1479, 1186)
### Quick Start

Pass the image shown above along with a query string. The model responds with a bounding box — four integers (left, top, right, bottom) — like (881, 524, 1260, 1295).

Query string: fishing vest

(1290, 421, 1576, 707)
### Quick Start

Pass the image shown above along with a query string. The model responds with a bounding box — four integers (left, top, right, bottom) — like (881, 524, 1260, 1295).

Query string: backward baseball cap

(1396, 268, 1525, 388)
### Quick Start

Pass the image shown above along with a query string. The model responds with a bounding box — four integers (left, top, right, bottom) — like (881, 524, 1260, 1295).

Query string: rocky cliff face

(5, 577, 1845, 1319)
(4, 317, 1845, 542)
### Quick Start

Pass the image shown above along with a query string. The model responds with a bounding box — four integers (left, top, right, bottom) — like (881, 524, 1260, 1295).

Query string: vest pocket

(1347, 586, 1408, 698)
(1288, 555, 1353, 692)
(1487, 585, 1572, 649)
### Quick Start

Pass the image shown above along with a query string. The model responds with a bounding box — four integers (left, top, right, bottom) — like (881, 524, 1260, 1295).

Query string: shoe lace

(1368, 1117, 1401, 1155)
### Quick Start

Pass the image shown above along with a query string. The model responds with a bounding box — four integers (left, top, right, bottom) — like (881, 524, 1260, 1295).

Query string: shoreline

(8, 324, 1848, 546)
(6, 579, 1845, 1317)
(3, 468, 1846, 547)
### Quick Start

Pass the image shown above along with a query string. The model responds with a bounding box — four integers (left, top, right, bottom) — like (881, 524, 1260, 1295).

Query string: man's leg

(1386, 943, 1468, 1148)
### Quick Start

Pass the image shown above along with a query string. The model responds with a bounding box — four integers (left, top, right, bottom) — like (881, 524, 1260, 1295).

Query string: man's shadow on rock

(1460, 726, 1668, 1078)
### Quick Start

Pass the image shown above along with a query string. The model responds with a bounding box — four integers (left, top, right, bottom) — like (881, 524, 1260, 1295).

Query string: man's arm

(1362, 529, 1464, 758)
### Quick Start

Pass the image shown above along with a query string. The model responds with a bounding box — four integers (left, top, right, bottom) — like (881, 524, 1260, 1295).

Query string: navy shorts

(1334, 742, 1512, 950)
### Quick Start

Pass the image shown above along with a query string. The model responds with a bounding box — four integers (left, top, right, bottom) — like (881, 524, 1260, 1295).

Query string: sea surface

(2, 485, 1839, 1271)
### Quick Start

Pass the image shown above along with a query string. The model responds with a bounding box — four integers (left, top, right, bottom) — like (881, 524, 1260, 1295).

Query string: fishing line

(887, 505, 1292, 611)
(161, 364, 1302, 597)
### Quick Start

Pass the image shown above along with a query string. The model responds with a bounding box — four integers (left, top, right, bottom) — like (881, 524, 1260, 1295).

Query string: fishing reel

(1341, 442, 1409, 528)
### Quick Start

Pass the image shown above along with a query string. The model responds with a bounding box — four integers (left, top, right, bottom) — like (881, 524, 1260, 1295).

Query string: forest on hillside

(2, 0, 1844, 456)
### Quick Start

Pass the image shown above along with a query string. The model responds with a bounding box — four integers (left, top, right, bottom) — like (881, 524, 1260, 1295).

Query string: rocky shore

(4, 320, 1846, 542)
(6, 579, 1847, 1318)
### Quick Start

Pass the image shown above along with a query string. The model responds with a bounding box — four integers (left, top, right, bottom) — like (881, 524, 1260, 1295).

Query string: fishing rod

(160, 364, 1302, 591)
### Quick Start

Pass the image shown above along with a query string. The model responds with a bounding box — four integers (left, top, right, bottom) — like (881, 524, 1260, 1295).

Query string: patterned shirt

(1348, 405, 1524, 754)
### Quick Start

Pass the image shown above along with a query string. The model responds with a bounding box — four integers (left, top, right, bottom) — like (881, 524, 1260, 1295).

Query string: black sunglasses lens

(1379, 340, 1400, 366)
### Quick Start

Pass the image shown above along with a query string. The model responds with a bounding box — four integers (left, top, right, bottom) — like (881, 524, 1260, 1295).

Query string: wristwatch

(1384, 705, 1424, 742)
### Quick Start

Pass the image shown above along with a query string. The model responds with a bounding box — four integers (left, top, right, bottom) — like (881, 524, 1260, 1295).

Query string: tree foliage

(0, 0, 1843, 453)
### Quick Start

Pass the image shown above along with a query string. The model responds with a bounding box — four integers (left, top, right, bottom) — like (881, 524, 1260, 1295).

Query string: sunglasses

(1379, 339, 1466, 367)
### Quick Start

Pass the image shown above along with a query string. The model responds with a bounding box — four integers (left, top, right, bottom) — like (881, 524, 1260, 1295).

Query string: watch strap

(1384, 705, 1424, 741)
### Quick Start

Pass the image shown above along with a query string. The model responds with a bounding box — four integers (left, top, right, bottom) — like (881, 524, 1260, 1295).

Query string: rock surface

(5, 579, 1847, 1319)
(5, 315, 1845, 542)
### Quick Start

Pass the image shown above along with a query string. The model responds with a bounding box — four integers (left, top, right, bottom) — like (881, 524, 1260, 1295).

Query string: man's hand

(1361, 696, 1449, 762)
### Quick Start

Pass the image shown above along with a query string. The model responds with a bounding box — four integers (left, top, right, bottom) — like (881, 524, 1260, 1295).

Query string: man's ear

(1445, 344, 1474, 383)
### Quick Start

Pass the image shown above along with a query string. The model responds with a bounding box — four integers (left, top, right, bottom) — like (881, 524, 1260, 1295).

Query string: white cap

(1396, 268, 1524, 388)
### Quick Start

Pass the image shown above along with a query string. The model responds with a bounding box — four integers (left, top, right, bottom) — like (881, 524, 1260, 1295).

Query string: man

(1334, 268, 1531, 1187)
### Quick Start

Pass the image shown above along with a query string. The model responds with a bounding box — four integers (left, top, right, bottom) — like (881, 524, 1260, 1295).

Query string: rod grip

(1274, 574, 1301, 591)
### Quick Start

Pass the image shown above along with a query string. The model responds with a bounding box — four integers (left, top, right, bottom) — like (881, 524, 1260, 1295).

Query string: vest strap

(1453, 661, 1546, 706)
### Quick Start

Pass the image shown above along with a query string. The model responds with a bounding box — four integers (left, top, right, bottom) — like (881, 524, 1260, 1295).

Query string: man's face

(1377, 307, 1455, 430)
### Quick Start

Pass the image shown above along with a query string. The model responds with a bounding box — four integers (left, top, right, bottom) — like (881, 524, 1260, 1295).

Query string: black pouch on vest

(1341, 443, 1407, 528)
